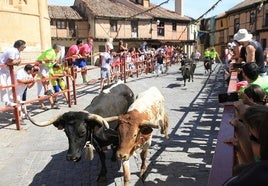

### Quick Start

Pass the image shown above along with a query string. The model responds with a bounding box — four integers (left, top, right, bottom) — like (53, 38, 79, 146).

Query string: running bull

(27, 82, 134, 181)
(104, 86, 170, 186)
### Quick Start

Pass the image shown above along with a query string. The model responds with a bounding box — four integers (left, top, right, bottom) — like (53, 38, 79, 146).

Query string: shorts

(53, 79, 66, 92)
(53, 85, 61, 93)
(74, 59, 87, 68)
(100, 67, 111, 79)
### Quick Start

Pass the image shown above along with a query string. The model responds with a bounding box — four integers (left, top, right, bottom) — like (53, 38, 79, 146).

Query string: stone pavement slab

(0, 62, 227, 186)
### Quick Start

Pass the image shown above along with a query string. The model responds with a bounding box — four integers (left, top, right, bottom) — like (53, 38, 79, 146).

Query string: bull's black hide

(181, 60, 196, 86)
(53, 83, 134, 181)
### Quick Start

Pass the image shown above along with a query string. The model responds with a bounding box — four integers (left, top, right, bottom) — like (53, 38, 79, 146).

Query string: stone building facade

(0, 0, 51, 61)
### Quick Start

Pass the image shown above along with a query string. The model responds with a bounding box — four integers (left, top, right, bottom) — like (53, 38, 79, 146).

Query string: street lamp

(156, 19, 160, 26)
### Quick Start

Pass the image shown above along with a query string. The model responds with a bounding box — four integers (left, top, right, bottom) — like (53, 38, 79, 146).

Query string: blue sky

(48, 0, 244, 19)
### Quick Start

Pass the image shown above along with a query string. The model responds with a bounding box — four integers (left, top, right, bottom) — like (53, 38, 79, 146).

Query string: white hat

(233, 29, 252, 42)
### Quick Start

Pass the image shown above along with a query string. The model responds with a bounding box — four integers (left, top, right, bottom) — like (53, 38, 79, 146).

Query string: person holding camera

(99, 43, 114, 92)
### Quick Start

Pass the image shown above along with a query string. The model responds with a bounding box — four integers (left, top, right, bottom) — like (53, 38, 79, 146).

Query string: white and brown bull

(105, 86, 169, 185)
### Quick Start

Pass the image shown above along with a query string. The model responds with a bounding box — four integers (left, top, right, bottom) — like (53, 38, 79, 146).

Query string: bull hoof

(140, 168, 148, 181)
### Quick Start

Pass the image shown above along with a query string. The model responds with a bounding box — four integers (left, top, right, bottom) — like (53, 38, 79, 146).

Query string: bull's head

(104, 112, 157, 161)
(27, 111, 109, 162)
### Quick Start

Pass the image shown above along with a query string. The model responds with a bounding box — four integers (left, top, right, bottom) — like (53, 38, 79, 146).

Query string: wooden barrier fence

(208, 71, 238, 186)
(0, 53, 172, 130)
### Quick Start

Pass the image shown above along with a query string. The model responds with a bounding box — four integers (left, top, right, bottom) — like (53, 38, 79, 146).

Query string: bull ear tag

(85, 142, 94, 160)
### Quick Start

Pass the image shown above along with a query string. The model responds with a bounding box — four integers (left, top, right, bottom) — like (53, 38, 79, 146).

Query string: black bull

(27, 83, 134, 181)
(181, 60, 196, 86)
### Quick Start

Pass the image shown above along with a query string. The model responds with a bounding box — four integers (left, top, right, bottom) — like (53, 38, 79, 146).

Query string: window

(110, 20, 117, 32)
(130, 0, 142, 4)
(131, 20, 138, 38)
(157, 21, 165, 36)
(56, 20, 66, 29)
(265, 11, 268, 27)
(234, 18, 240, 33)
(172, 22, 177, 31)
(250, 12, 255, 25)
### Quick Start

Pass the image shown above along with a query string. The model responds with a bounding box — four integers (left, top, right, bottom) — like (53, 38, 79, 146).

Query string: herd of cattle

(27, 82, 170, 186)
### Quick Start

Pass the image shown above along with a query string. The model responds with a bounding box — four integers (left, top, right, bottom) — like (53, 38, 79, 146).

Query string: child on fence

(50, 63, 68, 104)
(125, 51, 135, 77)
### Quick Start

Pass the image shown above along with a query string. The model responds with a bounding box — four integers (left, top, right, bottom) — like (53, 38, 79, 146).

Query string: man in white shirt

(0, 40, 26, 106)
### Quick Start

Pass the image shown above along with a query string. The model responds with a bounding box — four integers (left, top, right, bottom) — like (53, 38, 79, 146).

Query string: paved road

(0, 62, 227, 186)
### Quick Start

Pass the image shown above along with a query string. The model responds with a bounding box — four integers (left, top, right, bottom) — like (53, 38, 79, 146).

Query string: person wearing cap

(234, 29, 266, 76)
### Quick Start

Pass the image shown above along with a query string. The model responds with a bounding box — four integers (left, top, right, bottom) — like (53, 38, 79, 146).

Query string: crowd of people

(221, 28, 268, 185)
(0, 38, 186, 117)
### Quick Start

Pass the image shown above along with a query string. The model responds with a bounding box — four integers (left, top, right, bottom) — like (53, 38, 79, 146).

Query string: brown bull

(105, 87, 169, 186)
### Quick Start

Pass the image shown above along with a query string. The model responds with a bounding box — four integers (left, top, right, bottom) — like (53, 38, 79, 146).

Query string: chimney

(175, 0, 184, 17)
(143, 0, 150, 8)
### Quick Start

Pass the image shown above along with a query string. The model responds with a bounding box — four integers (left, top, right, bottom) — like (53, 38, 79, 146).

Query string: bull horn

(103, 116, 119, 123)
(141, 121, 159, 128)
(26, 112, 59, 127)
(87, 113, 110, 129)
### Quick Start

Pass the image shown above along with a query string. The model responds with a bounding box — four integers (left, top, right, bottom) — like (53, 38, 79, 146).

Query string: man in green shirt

(209, 47, 218, 64)
(36, 44, 61, 109)
(204, 48, 210, 58)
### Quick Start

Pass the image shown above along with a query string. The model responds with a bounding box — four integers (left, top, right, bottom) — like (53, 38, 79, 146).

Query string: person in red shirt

(65, 39, 83, 79)
(76, 37, 94, 83)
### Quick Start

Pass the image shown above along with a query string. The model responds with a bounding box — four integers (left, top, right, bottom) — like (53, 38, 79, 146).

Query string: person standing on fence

(65, 39, 83, 75)
(118, 40, 128, 55)
(138, 41, 148, 61)
(99, 43, 114, 92)
(15, 64, 35, 118)
(0, 40, 26, 106)
(50, 63, 68, 104)
(77, 37, 94, 83)
(36, 43, 61, 110)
